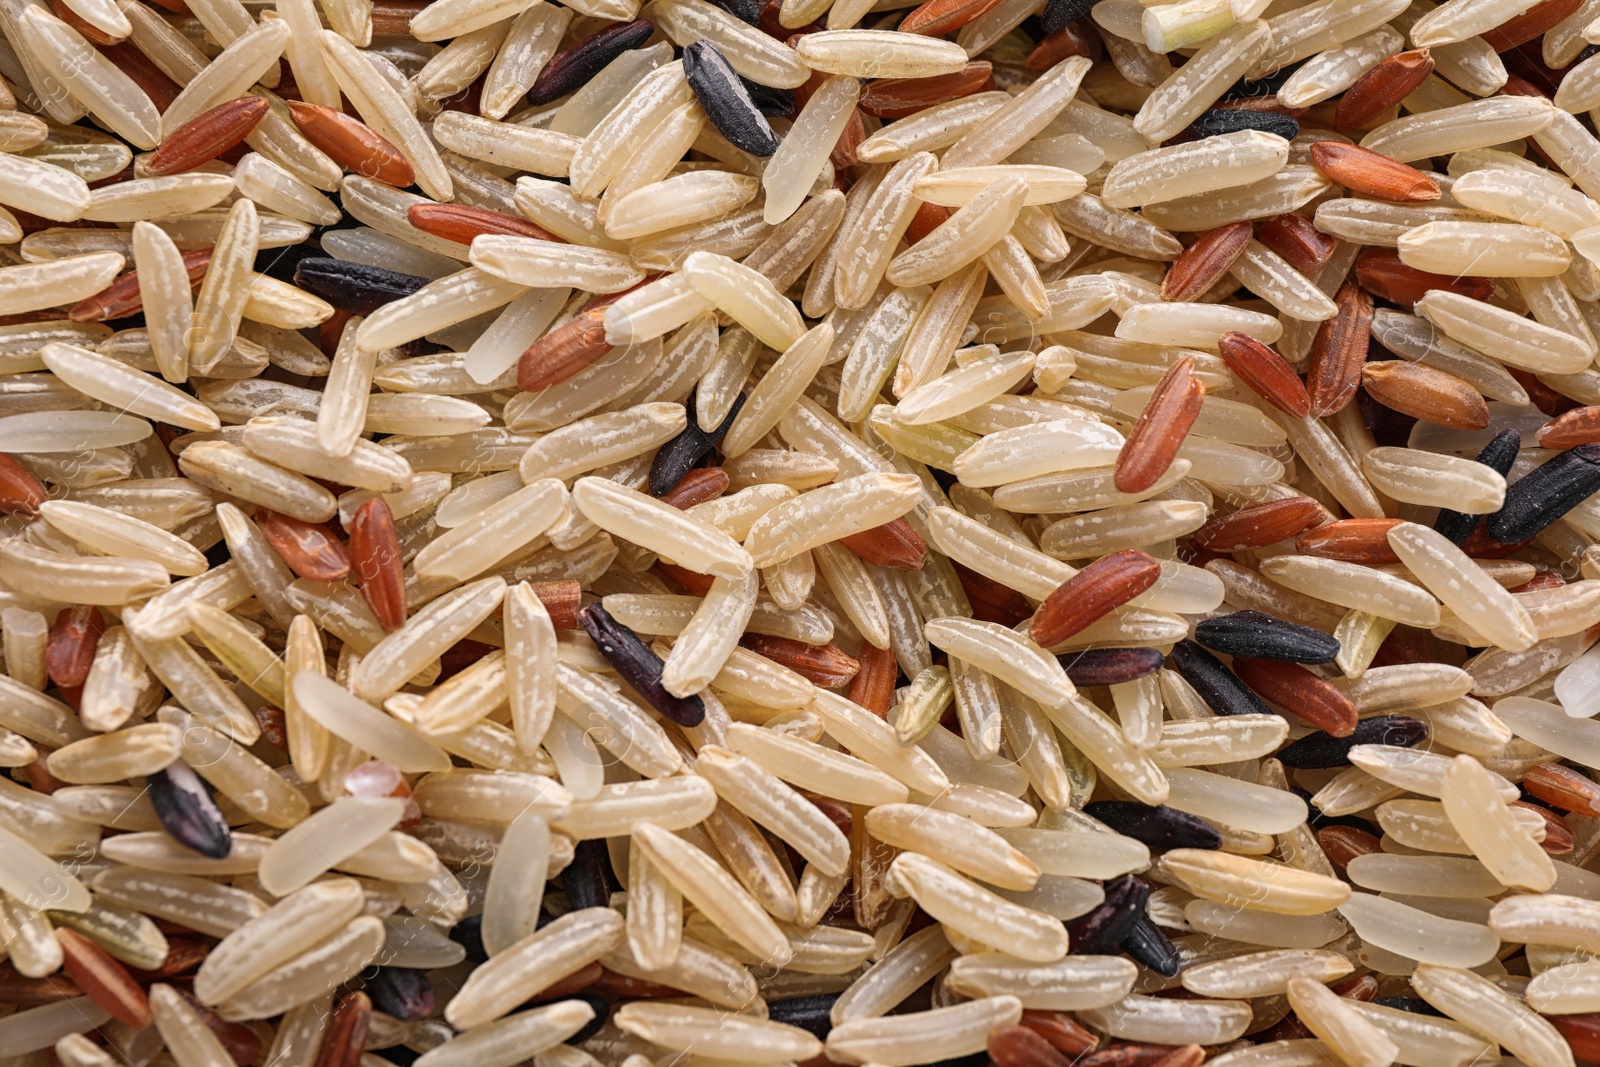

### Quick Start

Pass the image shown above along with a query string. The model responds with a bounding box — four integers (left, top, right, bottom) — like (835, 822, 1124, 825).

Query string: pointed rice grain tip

(530, 18, 656, 106)
(846, 643, 898, 715)
(685, 40, 782, 157)
(1306, 281, 1374, 418)
(1436, 428, 1522, 544)
(1361, 361, 1489, 430)
(55, 928, 150, 1029)
(744, 634, 861, 689)
(69, 249, 212, 323)
(406, 203, 565, 246)
(1538, 406, 1600, 450)
(1083, 800, 1222, 851)
(1296, 518, 1406, 564)
(1479, 0, 1583, 51)
(517, 305, 612, 392)
(648, 393, 745, 497)
(147, 762, 233, 860)
(349, 496, 407, 632)
(1523, 763, 1600, 817)
(838, 517, 928, 569)
(1232, 657, 1358, 736)
(859, 62, 993, 117)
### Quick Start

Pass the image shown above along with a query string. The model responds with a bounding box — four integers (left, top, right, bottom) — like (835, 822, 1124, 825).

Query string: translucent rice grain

(825, 996, 1024, 1067)
(1361, 96, 1557, 163)
(1135, 20, 1273, 142)
(1276, 27, 1405, 108)
(1441, 754, 1556, 891)
(1410, 964, 1574, 1067)
(1104, 131, 1290, 209)
(943, 56, 1092, 169)
(760, 76, 860, 225)
(1361, 447, 1506, 514)
(886, 175, 1028, 288)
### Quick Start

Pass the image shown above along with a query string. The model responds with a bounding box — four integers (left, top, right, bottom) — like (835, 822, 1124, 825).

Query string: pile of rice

(15, 0, 1600, 1064)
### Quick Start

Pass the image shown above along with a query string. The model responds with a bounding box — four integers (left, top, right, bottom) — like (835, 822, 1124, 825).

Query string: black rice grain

(292, 258, 430, 316)
(648, 392, 744, 496)
(1067, 875, 1148, 955)
(1058, 647, 1165, 686)
(1084, 801, 1223, 851)
(1277, 715, 1429, 768)
(148, 762, 232, 860)
(684, 41, 782, 156)
(1488, 442, 1600, 544)
(1193, 610, 1341, 664)
(1169, 639, 1273, 716)
(528, 19, 655, 105)
(1437, 428, 1520, 543)
(579, 603, 706, 727)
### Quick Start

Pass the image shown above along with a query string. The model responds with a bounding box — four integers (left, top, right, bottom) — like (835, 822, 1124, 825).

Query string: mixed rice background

(14, 0, 1600, 1065)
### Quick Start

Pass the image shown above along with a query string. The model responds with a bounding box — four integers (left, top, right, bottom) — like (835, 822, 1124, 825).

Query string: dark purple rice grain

(528, 18, 656, 105)
(1221, 60, 1305, 103)
(147, 762, 232, 860)
(1187, 109, 1300, 140)
(1122, 913, 1181, 978)
(684, 41, 782, 156)
(579, 603, 706, 726)
(1083, 801, 1222, 851)
(741, 77, 795, 117)
(564, 838, 616, 910)
(447, 915, 488, 963)
(647, 392, 744, 496)
(767, 995, 838, 1039)
(1374, 997, 1445, 1017)
(362, 968, 435, 1022)
(558, 995, 609, 1043)
(1169, 639, 1273, 717)
(292, 258, 430, 316)
(1058, 647, 1165, 685)
(1066, 875, 1147, 955)
(1436, 428, 1520, 544)
(1487, 442, 1600, 544)
(1039, 0, 1093, 33)
(1276, 714, 1429, 768)
(707, 0, 761, 24)
(1192, 610, 1341, 664)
